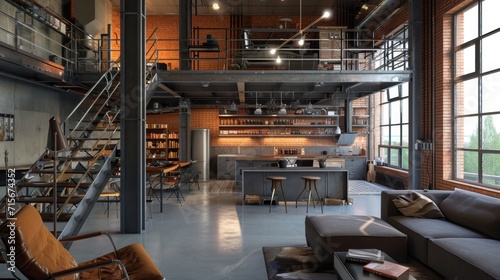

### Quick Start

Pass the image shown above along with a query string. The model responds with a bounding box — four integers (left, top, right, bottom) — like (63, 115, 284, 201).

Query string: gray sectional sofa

(381, 189, 500, 280)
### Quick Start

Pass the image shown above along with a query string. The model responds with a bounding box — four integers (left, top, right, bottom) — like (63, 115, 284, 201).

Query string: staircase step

(68, 137, 120, 141)
(40, 212, 74, 222)
(71, 128, 121, 131)
(59, 156, 96, 161)
(17, 196, 84, 204)
(36, 169, 100, 174)
(77, 149, 115, 153)
(18, 182, 92, 188)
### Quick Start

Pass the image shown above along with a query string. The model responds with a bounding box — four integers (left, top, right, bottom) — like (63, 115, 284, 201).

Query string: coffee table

(334, 251, 416, 280)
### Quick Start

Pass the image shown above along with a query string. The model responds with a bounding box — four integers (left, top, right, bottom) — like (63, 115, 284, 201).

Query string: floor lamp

(47, 117, 68, 237)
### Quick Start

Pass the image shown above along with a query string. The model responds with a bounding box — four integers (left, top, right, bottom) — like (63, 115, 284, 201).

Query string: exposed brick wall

(111, 7, 120, 61)
(147, 108, 340, 148)
(146, 113, 179, 132)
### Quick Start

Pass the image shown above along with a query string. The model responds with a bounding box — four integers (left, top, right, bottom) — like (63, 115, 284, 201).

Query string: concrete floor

(1, 180, 389, 280)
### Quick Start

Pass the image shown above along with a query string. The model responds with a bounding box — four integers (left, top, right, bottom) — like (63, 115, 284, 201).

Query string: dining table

(146, 161, 189, 212)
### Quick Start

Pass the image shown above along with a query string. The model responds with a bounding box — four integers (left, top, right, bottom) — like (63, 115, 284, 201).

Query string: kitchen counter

(217, 154, 253, 180)
(235, 154, 367, 160)
(217, 154, 367, 181)
(232, 155, 367, 182)
(241, 167, 349, 203)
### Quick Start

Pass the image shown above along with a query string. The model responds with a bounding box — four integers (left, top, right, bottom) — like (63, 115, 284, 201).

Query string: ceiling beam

(157, 83, 180, 97)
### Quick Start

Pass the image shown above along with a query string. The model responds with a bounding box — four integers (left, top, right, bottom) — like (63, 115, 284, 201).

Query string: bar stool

(296, 176, 323, 213)
(265, 176, 288, 213)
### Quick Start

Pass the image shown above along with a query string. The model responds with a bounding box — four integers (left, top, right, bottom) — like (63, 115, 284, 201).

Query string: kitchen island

(234, 155, 366, 183)
(241, 167, 349, 204)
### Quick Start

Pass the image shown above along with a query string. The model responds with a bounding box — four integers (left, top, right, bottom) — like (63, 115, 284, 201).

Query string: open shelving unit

(218, 114, 340, 137)
(167, 131, 179, 161)
(352, 106, 369, 128)
(146, 124, 168, 162)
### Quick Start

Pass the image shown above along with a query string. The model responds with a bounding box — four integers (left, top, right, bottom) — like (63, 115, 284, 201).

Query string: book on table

(345, 249, 384, 263)
(363, 260, 410, 280)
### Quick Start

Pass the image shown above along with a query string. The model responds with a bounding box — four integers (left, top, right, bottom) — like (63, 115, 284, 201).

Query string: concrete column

(120, 0, 146, 233)
(409, 0, 422, 189)
(179, 101, 191, 161)
(345, 99, 352, 133)
(179, 0, 191, 70)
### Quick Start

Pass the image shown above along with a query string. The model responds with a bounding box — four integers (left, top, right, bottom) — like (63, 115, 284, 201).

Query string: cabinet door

(345, 158, 367, 180)
(218, 157, 236, 180)
(235, 160, 254, 183)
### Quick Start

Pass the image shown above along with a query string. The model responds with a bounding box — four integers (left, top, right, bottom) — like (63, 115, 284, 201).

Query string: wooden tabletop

(145, 161, 190, 174)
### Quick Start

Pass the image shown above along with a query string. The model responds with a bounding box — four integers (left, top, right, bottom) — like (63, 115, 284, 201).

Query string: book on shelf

(363, 260, 410, 280)
(345, 249, 384, 263)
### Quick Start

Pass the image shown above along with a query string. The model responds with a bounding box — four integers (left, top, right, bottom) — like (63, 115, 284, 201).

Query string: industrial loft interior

(1, 0, 500, 279)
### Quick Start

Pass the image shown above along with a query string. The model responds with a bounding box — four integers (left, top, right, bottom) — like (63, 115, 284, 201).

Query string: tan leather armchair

(0, 205, 164, 280)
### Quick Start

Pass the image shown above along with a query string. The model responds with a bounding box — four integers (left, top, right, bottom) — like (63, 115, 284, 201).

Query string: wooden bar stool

(265, 176, 288, 213)
(296, 176, 323, 213)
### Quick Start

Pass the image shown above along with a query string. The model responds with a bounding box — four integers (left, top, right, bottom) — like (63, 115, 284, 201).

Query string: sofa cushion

(387, 215, 487, 265)
(428, 238, 500, 280)
(305, 215, 407, 263)
(440, 189, 500, 239)
(392, 192, 444, 219)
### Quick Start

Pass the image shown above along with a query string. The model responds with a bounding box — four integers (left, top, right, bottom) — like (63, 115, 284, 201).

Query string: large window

(454, 0, 500, 188)
(375, 26, 409, 169)
(379, 84, 409, 169)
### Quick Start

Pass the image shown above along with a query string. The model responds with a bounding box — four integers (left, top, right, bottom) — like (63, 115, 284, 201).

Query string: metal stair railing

(59, 28, 161, 241)
(146, 26, 160, 102)
(0, 27, 160, 241)
(0, 63, 122, 225)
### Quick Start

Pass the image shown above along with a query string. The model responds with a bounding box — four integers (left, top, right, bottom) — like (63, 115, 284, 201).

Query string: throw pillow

(440, 188, 500, 239)
(393, 192, 445, 219)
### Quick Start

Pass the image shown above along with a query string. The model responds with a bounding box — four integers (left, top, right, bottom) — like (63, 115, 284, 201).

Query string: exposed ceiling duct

(74, 0, 112, 37)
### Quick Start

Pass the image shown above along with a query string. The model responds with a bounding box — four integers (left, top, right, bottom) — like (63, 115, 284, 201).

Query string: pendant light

(254, 93, 262, 115)
(278, 92, 287, 115)
(229, 101, 237, 112)
(298, 0, 305, 46)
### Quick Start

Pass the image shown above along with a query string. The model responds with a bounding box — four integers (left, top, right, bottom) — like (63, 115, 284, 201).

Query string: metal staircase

(9, 63, 122, 231)
(1, 27, 161, 240)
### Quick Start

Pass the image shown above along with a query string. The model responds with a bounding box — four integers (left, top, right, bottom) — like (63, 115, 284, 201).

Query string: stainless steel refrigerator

(191, 129, 210, 181)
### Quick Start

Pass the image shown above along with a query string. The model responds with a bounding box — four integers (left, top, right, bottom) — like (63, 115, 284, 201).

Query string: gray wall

(0, 1, 65, 61)
(0, 75, 81, 168)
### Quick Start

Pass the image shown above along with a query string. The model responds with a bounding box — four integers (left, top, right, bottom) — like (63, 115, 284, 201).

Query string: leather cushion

(79, 243, 164, 280)
(0, 205, 77, 280)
